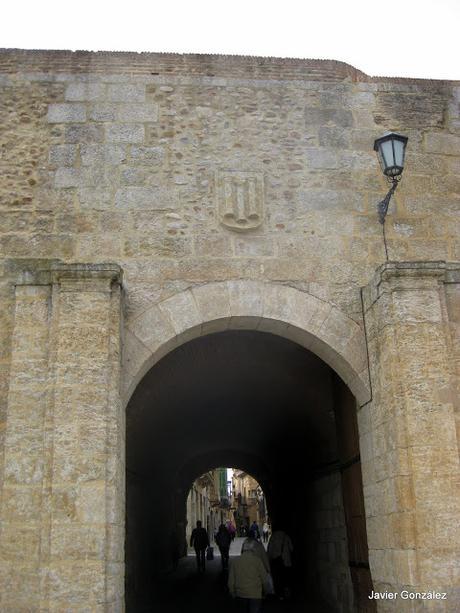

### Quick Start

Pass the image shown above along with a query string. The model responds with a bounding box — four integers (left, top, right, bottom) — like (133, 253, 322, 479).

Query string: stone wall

(308, 472, 355, 612)
(0, 50, 459, 611)
(0, 51, 458, 329)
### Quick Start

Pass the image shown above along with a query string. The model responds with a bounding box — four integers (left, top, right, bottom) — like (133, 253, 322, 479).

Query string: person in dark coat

(215, 523, 232, 570)
(250, 521, 261, 540)
(190, 520, 209, 572)
(267, 528, 293, 600)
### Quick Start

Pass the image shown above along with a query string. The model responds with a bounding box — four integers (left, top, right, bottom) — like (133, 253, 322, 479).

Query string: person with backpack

(190, 520, 209, 572)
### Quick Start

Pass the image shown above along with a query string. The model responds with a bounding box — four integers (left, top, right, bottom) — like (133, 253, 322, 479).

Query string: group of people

(246, 520, 270, 543)
(189, 519, 236, 571)
(189, 519, 293, 612)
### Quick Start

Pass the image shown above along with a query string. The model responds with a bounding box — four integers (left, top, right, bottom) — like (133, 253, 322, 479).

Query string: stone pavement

(131, 538, 331, 612)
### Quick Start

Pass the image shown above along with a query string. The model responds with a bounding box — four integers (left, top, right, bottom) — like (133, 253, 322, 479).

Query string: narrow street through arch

(126, 330, 373, 611)
(132, 537, 330, 612)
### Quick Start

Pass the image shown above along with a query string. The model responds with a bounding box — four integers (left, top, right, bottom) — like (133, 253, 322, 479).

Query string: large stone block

(158, 290, 202, 336)
(88, 102, 118, 121)
(424, 132, 460, 155)
(107, 83, 145, 102)
(106, 123, 144, 143)
(128, 304, 176, 353)
(115, 186, 177, 209)
(305, 107, 354, 128)
(80, 144, 127, 166)
(45, 560, 106, 604)
(65, 124, 104, 143)
(0, 524, 40, 561)
(49, 144, 78, 167)
(47, 103, 86, 123)
(130, 145, 164, 165)
(117, 103, 159, 122)
(65, 82, 106, 101)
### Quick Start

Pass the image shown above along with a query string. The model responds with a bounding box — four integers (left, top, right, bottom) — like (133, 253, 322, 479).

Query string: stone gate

(0, 50, 459, 611)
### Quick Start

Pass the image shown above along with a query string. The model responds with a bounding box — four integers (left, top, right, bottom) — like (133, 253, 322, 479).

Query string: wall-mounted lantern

(373, 132, 408, 224)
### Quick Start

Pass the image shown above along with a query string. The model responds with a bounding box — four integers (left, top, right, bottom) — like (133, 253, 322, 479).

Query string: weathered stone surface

(114, 186, 177, 209)
(106, 123, 144, 143)
(130, 146, 164, 165)
(0, 50, 459, 611)
(424, 132, 460, 155)
(65, 123, 104, 143)
(107, 83, 145, 102)
(47, 103, 86, 123)
(363, 262, 460, 604)
(65, 82, 106, 101)
(88, 102, 118, 121)
(80, 144, 126, 166)
(117, 103, 159, 122)
(49, 144, 78, 167)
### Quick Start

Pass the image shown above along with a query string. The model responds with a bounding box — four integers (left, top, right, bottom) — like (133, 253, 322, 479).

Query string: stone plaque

(217, 170, 264, 232)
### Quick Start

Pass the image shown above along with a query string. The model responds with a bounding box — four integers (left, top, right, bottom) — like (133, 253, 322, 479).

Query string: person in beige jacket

(228, 539, 268, 612)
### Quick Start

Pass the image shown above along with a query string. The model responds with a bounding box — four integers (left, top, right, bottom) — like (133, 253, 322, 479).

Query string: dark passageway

(132, 538, 330, 612)
(125, 330, 373, 612)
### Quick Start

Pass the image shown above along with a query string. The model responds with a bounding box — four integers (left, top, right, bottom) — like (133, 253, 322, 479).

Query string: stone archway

(122, 280, 371, 407)
(123, 280, 373, 609)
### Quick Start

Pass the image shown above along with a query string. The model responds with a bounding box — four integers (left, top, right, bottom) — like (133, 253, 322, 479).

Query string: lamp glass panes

(373, 132, 408, 177)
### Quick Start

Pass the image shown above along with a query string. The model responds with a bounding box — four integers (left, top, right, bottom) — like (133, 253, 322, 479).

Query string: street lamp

(373, 132, 408, 224)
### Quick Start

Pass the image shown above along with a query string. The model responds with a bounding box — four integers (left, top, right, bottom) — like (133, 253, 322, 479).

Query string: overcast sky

(2, 0, 459, 80)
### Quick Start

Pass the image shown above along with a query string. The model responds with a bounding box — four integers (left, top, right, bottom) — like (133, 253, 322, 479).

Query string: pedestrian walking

(250, 520, 260, 540)
(245, 529, 270, 573)
(190, 520, 209, 572)
(226, 520, 236, 541)
(228, 539, 268, 613)
(215, 523, 232, 570)
(267, 528, 293, 600)
(262, 522, 269, 543)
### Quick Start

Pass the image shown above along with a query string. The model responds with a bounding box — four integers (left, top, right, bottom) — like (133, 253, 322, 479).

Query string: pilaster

(362, 261, 460, 609)
(0, 262, 124, 611)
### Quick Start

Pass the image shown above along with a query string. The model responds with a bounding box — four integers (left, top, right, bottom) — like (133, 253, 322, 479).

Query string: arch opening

(125, 329, 373, 611)
(184, 467, 269, 547)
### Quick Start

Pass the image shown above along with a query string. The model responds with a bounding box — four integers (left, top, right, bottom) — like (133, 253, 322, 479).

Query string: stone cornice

(11, 259, 122, 287)
(50, 262, 123, 285)
(362, 261, 460, 310)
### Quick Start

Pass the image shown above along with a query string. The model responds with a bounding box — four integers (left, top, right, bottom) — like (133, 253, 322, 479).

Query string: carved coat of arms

(217, 170, 264, 232)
